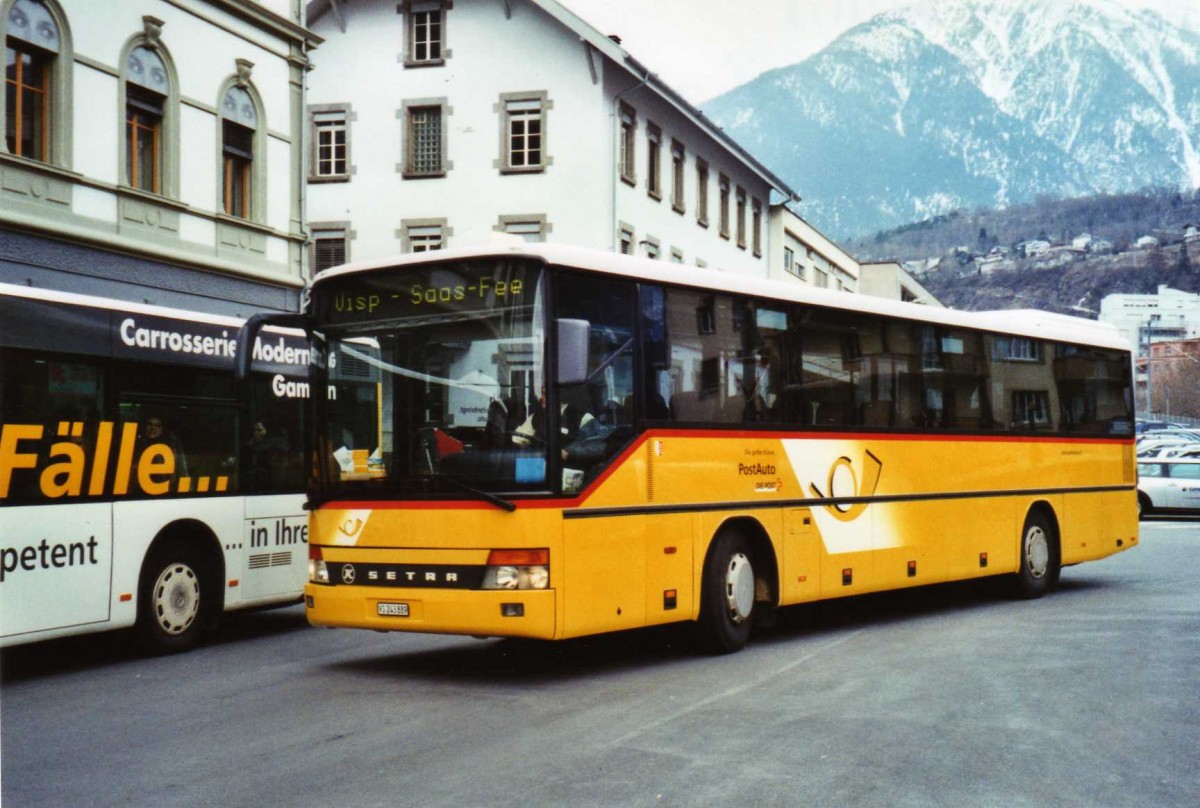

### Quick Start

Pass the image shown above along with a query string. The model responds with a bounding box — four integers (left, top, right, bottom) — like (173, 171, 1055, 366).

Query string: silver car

(1137, 459, 1200, 517)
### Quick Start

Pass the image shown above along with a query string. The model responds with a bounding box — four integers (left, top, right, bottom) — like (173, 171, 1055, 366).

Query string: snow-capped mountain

(705, 0, 1200, 239)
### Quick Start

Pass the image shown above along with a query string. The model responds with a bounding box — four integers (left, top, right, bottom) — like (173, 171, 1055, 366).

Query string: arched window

(4, 0, 60, 161)
(220, 84, 258, 218)
(125, 45, 168, 193)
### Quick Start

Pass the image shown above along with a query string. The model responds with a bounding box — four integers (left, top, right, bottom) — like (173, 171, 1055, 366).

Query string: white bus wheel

(136, 540, 210, 654)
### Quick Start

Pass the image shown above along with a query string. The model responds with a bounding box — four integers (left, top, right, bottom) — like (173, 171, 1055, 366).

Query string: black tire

(1012, 510, 1059, 599)
(1137, 493, 1152, 520)
(694, 529, 756, 654)
(136, 538, 212, 654)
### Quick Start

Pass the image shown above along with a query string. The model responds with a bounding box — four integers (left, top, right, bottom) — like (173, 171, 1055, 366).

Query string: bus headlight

(481, 549, 549, 590)
(309, 546, 329, 584)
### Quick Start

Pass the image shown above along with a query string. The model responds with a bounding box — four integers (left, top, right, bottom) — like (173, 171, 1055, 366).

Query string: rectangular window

(643, 236, 660, 260)
(718, 175, 730, 239)
(500, 217, 546, 243)
(222, 120, 253, 218)
(619, 224, 634, 255)
(735, 187, 747, 249)
(312, 109, 348, 179)
(619, 104, 636, 186)
(312, 229, 347, 275)
(696, 159, 709, 227)
(6, 43, 50, 161)
(670, 247, 684, 264)
(503, 96, 545, 172)
(752, 198, 763, 257)
(406, 105, 443, 176)
(646, 123, 662, 200)
(671, 140, 685, 214)
(784, 247, 795, 276)
(408, 8, 444, 65)
(407, 224, 443, 252)
(126, 86, 163, 193)
(991, 336, 1042, 362)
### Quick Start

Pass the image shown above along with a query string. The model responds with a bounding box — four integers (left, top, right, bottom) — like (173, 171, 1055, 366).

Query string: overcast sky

(558, 0, 1200, 104)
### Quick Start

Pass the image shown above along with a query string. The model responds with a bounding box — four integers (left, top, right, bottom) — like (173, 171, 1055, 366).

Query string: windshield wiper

(436, 474, 517, 512)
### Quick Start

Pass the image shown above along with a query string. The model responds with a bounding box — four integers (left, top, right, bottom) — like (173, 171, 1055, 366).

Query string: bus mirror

(235, 312, 310, 380)
(557, 318, 590, 386)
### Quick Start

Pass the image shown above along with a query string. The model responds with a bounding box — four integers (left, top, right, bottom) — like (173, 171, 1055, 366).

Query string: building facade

(768, 205, 859, 292)
(858, 261, 943, 306)
(303, 0, 798, 277)
(1100, 285, 1200, 410)
(1, 0, 319, 316)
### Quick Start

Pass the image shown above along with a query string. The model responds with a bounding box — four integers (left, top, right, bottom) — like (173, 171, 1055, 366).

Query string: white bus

(0, 282, 309, 652)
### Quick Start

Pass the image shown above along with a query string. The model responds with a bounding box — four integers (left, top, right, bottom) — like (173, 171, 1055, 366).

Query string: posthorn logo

(341, 564, 356, 584)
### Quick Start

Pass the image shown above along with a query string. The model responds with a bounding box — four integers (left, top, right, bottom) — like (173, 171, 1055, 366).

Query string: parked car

(1137, 459, 1200, 517)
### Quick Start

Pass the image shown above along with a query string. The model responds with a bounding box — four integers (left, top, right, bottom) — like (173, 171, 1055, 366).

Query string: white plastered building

(303, 0, 803, 278)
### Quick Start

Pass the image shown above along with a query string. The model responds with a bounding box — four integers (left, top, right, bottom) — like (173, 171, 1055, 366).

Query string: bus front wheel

(695, 529, 756, 654)
(136, 539, 211, 654)
(1013, 510, 1059, 599)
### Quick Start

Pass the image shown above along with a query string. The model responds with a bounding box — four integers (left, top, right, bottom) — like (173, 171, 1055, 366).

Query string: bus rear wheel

(136, 539, 211, 654)
(695, 529, 756, 654)
(1013, 510, 1059, 599)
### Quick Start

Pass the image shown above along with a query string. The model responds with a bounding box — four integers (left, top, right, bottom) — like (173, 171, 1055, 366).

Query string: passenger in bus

(141, 415, 189, 478)
(243, 420, 289, 489)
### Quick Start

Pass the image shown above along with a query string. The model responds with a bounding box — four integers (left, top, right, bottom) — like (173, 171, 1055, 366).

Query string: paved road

(3, 520, 1198, 807)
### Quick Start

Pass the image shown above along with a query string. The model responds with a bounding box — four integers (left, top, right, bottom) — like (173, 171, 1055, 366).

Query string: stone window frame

(495, 213, 552, 243)
(670, 138, 685, 214)
(400, 0, 451, 68)
(751, 197, 763, 257)
(495, 90, 552, 175)
(695, 157, 709, 228)
(618, 221, 635, 255)
(398, 97, 450, 179)
(735, 186, 747, 250)
(309, 102, 353, 182)
(718, 174, 730, 240)
(397, 216, 451, 252)
(646, 122, 662, 201)
(642, 233, 661, 260)
(618, 102, 636, 187)
(310, 220, 355, 277)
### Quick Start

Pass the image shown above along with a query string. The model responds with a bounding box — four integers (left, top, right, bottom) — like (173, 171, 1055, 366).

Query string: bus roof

(313, 243, 1131, 352)
(0, 281, 303, 336)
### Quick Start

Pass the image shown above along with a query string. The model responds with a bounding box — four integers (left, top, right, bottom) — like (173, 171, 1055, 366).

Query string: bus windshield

(314, 258, 547, 498)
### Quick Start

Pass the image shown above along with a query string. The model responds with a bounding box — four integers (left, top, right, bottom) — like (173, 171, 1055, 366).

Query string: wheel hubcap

(1025, 526, 1050, 580)
(153, 563, 200, 635)
(724, 553, 755, 624)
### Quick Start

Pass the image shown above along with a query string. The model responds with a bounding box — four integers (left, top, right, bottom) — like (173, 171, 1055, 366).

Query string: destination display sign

(317, 260, 539, 324)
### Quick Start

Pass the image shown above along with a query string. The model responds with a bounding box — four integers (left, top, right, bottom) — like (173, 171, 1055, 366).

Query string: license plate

(377, 602, 409, 617)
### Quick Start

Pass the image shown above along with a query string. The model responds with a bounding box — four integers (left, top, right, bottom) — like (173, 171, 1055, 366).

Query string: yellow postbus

(253, 244, 1137, 653)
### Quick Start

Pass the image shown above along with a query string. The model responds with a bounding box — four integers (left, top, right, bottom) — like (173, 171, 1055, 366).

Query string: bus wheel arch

(1013, 502, 1061, 599)
(135, 520, 225, 654)
(694, 517, 779, 654)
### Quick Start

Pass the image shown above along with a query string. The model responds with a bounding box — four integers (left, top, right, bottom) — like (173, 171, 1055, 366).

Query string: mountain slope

(705, 0, 1200, 239)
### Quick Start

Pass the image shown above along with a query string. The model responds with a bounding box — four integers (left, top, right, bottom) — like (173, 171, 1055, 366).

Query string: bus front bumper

(304, 583, 557, 640)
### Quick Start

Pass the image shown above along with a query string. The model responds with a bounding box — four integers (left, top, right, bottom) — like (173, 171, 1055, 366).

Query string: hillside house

(1185, 224, 1199, 244)
(1022, 239, 1051, 257)
(1137, 235, 1160, 250)
(303, 0, 800, 279)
